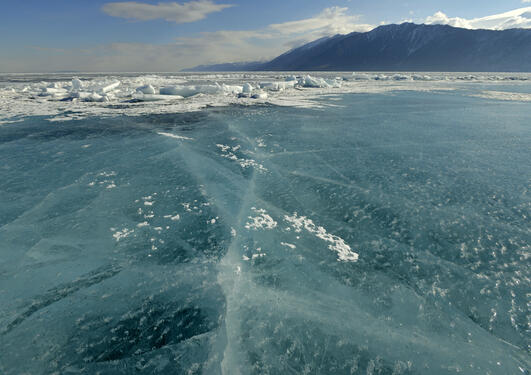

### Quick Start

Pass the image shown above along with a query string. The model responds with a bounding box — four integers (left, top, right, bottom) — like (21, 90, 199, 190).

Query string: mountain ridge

(183, 23, 531, 72)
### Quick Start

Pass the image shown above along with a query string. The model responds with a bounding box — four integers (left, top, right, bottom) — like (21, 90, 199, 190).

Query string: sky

(1, 0, 530, 72)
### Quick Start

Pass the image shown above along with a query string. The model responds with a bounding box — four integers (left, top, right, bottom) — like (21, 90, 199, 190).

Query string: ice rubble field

(0, 75, 531, 374)
(1, 72, 531, 124)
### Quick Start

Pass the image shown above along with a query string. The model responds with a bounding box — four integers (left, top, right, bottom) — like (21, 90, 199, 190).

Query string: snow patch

(281, 242, 297, 249)
(216, 144, 267, 172)
(471, 90, 531, 102)
(164, 214, 181, 221)
(112, 228, 134, 241)
(245, 208, 278, 230)
(284, 213, 358, 262)
(157, 131, 194, 140)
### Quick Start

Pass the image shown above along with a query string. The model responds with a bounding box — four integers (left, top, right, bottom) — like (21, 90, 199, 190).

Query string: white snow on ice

(1, 72, 530, 124)
(284, 213, 358, 262)
(245, 207, 278, 230)
(157, 131, 194, 140)
(471, 90, 531, 102)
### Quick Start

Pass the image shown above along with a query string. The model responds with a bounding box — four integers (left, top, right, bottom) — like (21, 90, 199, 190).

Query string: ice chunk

(136, 84, 156, 95)
(101, 80, 121, 93)
(69, 91, 93, 100)
(160, 84, 242, 97)
(411, 74, 434, 81)
(40, 87, 68, 97)
(372, 74, 411, 81)
(71, 78, 83, 91)
(259, 81, 296, 91)
(299, 75, 341, 88)
(132, 93, 183, 101)
(391, 74, 411, 81)
(350, 72, 372, 81)
(160, 85, 217, 97)
(222, 84, 243, 95)
(251, 92, 268, 99)
(242, 83, 253, 94)
(160, 86, 187, 96)
(71, 92, 108, 102)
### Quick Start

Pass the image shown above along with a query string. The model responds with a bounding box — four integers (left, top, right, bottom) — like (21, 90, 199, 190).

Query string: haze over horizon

(1, 1, 531, 72)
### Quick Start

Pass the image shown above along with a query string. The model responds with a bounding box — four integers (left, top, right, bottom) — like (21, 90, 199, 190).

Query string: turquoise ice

(0, 89, 529, 374)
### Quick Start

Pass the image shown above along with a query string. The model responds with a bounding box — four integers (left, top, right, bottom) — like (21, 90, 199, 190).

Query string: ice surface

(1, 72, 531, 124)
(0, 89, 530, 374)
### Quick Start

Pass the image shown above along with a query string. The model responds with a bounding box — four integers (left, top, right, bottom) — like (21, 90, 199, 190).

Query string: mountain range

(184, 23, 531, 72)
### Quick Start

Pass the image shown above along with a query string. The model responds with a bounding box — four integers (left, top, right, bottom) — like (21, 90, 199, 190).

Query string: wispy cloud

(269, 7, 372, 37)
(6, 6, 373, 72)
(95, 6, 373, 70)
(425, 7, 531, 30)
(169, 6, 373, 67)
(102, 0, 233, 24)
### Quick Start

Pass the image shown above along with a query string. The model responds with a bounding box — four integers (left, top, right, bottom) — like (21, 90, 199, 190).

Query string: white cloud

(425, 11, 472, 29)
(102, 0, 233, 23)
(425, 7, 531, 30)
(171, 6, 374, 66)
(523, 0, 531, 3)
(269, 7, 372, 37)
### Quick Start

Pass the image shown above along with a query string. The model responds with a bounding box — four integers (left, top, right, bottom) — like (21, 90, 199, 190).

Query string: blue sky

(1, 0, 530, 72)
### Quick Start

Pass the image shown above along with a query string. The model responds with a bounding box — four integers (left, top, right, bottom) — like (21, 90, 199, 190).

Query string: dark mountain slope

(184, 23, 531, 72)
(260, 23, 531, 72)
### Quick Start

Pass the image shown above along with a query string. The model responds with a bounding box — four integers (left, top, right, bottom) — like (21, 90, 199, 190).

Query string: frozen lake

(0, 79, 530, 374)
